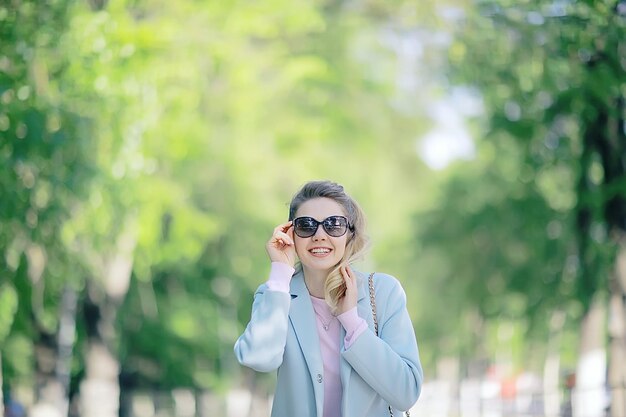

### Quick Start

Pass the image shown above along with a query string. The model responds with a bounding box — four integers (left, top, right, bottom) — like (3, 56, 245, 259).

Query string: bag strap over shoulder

(368, 272, 379, 336)
(367, 272, 411, 417)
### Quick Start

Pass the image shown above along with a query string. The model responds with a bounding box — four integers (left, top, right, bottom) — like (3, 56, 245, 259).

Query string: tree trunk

(79, 340, 120, 417)
(56, 285, 78, 417)
(544, 311, 565, 417)
(173, 388, 196, 417)
(608, 235, 626, 417)
(31, 331, 64, 417)
(198, 391, 224, 417)
(572, 297, 607, 417)
(79, 227, 136, 417)
(31, 287, 78, 417)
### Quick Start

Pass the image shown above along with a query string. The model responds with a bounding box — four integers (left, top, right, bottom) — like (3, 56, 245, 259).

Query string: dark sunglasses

(292, 216, 353, 238)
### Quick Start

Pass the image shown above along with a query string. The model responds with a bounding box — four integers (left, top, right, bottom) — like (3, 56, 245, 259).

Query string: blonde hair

(289, 180, 369, 313)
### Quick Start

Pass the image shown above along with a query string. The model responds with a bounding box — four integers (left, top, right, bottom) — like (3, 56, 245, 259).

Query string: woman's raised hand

(266, 221, 297, 268)
(337, 265, 358, 315)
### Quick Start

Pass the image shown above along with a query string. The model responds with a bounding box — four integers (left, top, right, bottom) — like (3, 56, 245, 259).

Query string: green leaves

(0, 285, 17, 346)
(14, 0, 617, 395)
(410, 0, 625, 371)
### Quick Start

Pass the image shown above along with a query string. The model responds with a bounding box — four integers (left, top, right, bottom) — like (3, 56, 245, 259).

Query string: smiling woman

(291, 198, 351, 304)
(234, 180, 423, 417)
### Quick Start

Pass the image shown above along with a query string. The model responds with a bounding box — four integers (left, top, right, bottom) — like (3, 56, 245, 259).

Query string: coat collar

(289, 269, 325, 416)
(341, 270, 375, 411)
(288, 268, 375, 417)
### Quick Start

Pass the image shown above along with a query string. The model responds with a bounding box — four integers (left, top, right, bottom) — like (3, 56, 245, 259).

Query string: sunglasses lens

(293, 216, 349, 238)
(294, 218, 317, 237)
(323, 216, 348, 237)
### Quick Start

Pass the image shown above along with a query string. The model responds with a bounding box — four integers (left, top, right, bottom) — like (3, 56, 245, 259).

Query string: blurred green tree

(0, 0, 97, 413)
(2, 0, 445, 414)
(413, 0, 624, 411)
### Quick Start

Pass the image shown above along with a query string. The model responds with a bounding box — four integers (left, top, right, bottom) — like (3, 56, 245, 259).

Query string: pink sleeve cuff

(265, 262, 295, 293)
(337, 306, 368, 349)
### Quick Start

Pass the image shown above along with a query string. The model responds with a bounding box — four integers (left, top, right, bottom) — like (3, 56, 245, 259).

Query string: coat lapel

(340, 270, 375, 414)
(289, 270, 324, 416)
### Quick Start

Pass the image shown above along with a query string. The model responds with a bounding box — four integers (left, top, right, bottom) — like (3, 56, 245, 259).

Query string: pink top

(266, 262, 369, 417)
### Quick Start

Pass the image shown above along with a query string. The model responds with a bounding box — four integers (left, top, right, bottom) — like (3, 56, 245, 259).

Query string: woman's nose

(312, 225, 327, 240)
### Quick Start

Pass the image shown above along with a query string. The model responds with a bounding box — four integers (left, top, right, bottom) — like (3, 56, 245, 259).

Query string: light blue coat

(234, 268, 423, 417)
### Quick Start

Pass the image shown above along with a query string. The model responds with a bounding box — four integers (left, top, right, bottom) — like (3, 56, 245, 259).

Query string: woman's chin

(301, 258, 337, 274)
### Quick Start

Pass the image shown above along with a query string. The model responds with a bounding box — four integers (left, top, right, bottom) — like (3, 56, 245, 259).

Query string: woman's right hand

(266, 221, 296, 268)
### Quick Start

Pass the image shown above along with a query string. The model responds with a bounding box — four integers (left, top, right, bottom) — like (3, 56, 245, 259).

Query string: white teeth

(310, 248, 331, 254)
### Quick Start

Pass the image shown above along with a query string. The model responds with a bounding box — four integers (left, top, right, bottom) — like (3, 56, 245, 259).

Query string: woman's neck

(303, 267, 328, 298)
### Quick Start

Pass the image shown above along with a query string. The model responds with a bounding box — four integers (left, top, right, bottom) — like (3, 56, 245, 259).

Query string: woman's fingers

(342, 265, 355, 283)
(266, 221, 297, 267)
(271, 222, 294, 246)
(340, 266, 356, 293)
(338, 265, 357, 314)
(272, 232, 294, 247)
(276, 221, 293, 233)
(286, 223, 294, 240)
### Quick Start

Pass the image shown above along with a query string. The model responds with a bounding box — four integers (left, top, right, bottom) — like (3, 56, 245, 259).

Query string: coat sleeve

(233, 284, 292, 372)
(341, 274, 423, 411)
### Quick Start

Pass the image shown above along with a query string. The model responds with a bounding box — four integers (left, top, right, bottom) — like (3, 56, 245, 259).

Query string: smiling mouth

(309, 248, 332, 256)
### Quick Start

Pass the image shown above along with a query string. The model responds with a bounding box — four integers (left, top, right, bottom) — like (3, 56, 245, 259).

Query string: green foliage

(410, 0, 625, 370)
(0, 285, 17, 345)
(0, 0, 96, 383)
(12, 0, 621, 398)
(2, 0, 450, 395)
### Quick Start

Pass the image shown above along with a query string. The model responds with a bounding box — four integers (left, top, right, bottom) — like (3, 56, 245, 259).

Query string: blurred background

(1, 0, 624, 416)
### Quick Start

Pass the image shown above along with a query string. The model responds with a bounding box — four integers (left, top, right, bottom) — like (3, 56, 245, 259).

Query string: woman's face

(293, 197, 349, 275)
